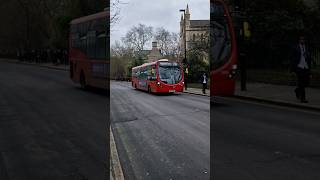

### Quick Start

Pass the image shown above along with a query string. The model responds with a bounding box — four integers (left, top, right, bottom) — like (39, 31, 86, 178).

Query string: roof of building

(190, 20, 210, 27)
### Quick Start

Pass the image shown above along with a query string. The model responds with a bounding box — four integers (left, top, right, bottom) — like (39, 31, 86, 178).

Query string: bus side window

(144, 68, 148, 80)
(96, 32, 106, 59)
(95, 18, 107, 60)
(137, 69, 140, 78)
(147, 66, 151, 78)
(87, 31, 96, 58)
(143, 68, 147, 80)
(151, 65, 156, 79)
(135, 69, 137, 77)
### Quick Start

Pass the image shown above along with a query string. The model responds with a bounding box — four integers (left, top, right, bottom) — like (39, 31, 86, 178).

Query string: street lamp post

(180, 9, 188, 90)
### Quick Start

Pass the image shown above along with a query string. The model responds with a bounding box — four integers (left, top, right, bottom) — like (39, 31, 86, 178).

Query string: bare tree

(154, 27, 171, 55)
(122, 24, 153, 52)
(168, 32, 180, 58)
(111, 40, 134, 80)
(111, 40, 134, 57)
(154, 27, 180, 58)
(111, 0, 121, 27)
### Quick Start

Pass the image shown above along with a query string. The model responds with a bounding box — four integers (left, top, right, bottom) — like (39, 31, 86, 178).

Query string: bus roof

(132, 59, 177, 70)
(132, 61, 157, 70)
(70, 11, 108, 25)
(158, 59, 169, 62)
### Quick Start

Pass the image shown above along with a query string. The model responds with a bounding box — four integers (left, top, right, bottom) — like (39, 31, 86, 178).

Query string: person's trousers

(202, 83, 207, 94)
(295, 68, 310, 100)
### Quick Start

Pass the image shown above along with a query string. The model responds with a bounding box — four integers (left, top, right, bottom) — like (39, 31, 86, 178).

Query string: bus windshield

(211, 2, 231, 70)
(158, 62, 182, 84)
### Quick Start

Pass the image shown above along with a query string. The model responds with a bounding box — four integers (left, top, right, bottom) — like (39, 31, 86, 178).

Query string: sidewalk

(110, 127, 124, 180)
(1, 58, 68, 71)
(183, 87, 210, 97)
(235, 82, 320, 111)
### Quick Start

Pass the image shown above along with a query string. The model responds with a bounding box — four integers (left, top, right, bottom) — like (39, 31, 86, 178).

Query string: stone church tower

(179, 4, 210, 63)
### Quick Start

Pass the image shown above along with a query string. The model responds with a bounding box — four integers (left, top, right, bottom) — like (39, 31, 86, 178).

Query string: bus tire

(80, 71, 86, 89)
(148, 86, 151, 93)
(135, 84, 137, 89)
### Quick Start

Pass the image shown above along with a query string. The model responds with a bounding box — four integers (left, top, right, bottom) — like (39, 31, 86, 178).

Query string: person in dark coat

(290, 35, 312, 103)
(201, 72, 208, 94)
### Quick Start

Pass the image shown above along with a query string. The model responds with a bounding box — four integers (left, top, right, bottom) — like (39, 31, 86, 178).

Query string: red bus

(69, 10, 109, 89)
(132, 59, 184, 93)
(210, 0, 237, 96)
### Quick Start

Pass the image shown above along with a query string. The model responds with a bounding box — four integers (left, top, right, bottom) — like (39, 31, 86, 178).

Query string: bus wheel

(80, 72, 86, 89)
(135, 84, 137, 89)
(148, 86, 151, 93)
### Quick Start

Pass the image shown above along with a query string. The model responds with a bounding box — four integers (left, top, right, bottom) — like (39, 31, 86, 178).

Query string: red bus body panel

(132, 60, 184, 93)
(210, 0, 237, 97)
(69, 49, 109, 89)
(69, 11, 109, 89)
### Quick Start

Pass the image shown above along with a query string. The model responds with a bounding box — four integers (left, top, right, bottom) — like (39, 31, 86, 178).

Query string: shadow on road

(74, 86, 109, 97)
(133, 88, 181, 96)
(211, 101, 230, 108)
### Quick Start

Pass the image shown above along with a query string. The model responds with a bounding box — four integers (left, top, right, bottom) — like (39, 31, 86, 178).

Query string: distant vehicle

(132, 59, 184, 93)
(210, 0, 237, 96)
(69, 10, 109, 89)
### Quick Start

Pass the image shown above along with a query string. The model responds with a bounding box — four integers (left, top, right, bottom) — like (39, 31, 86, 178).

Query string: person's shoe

(301, 99, 308, 103)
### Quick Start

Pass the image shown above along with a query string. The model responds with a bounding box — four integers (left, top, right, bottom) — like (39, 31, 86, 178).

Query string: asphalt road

(212, 97, 320, 180)
(110, 81, 210, 180)
(0, 60, 108, 180)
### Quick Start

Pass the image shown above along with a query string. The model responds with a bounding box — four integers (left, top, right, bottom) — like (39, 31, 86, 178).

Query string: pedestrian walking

(201, 72, 208, 94)
(290, 35, 312, 103)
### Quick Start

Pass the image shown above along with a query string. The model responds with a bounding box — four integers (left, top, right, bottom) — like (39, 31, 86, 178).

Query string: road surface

(212, 97, 320, 180)
(110, 81, 210, 180)
(0, 60, 108, 180)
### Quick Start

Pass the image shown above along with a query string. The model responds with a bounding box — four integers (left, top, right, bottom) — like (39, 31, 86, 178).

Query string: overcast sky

(111, 0, 210, 48)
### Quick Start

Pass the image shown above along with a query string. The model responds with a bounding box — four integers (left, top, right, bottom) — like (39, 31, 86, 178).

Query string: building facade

(179, 4, 210, 63)
(147, 42, 162, 62)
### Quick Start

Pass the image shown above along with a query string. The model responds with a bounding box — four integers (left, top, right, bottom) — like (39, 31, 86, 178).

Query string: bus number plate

(169, 90, 175, 93)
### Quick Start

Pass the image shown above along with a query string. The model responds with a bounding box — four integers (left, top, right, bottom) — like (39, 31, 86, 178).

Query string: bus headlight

(157, 82, 161, 86)
(229, 69, 237, 78)
(182, 81, 184, 84)
(232, 64, 237, 70)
